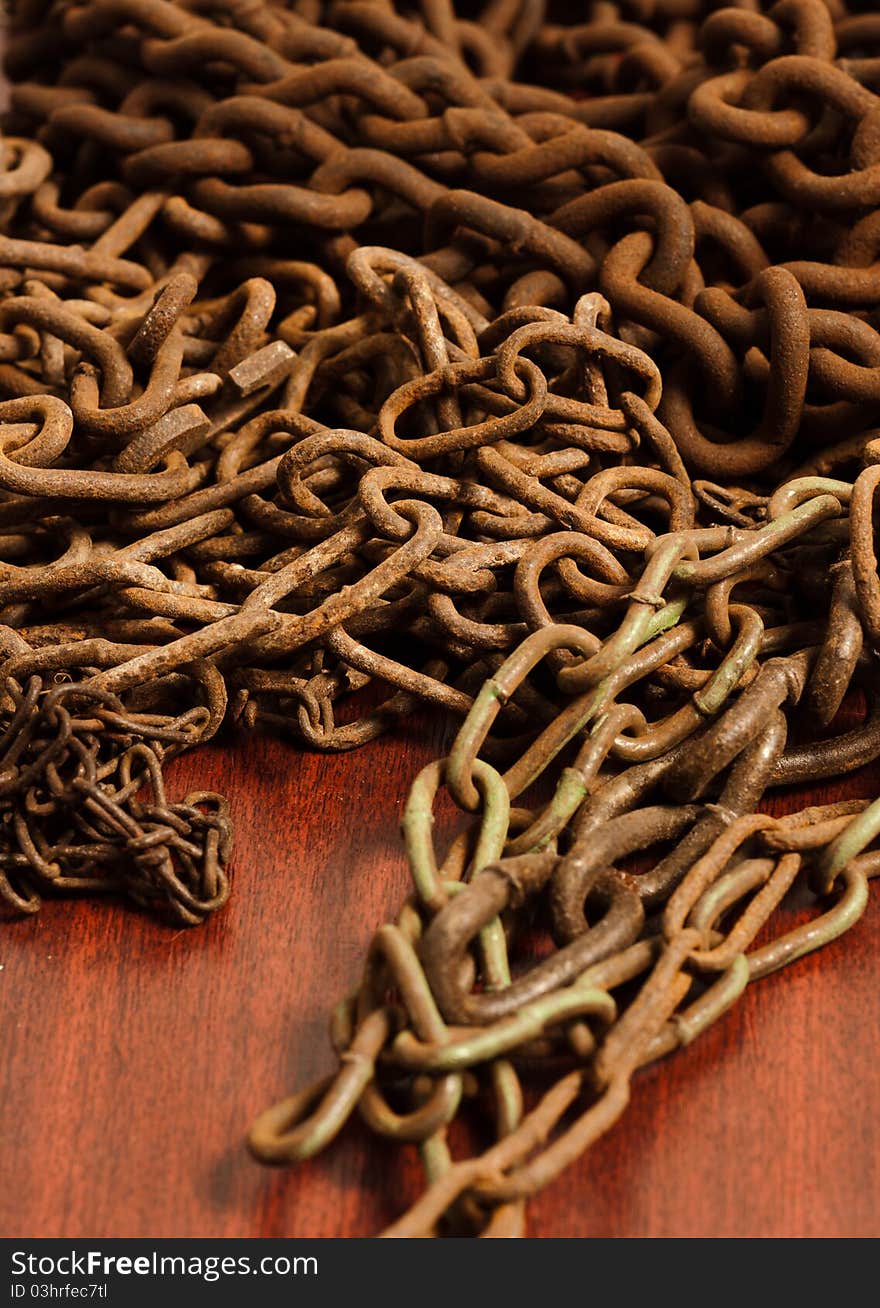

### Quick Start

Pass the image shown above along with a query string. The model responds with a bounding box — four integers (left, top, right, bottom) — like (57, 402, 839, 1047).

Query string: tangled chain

(2, 0, 880, 1235)
(0, 675, 231, 919)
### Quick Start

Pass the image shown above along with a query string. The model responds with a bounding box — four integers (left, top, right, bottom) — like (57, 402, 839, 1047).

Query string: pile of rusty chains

(3, 0, 880, 1233)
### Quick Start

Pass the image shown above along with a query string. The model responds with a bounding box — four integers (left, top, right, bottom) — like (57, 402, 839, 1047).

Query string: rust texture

(1, 0, 880, 1237)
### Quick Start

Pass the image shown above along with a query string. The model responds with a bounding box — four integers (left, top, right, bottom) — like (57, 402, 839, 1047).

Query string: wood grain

(0, 716, 877, 1239)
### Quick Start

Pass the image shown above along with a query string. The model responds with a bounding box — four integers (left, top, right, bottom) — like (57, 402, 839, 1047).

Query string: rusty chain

(2, 0, 880, 1236)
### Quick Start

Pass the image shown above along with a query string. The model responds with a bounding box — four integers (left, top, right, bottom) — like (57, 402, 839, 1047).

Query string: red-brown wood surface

(0, 716, 878, 1239)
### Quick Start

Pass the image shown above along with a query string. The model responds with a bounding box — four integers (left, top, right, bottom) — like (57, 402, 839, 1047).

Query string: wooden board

(1, 720, 877, 1239)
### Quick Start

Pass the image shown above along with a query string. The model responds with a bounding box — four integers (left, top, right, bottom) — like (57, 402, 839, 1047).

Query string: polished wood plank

(0, 721, 877, 1238)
